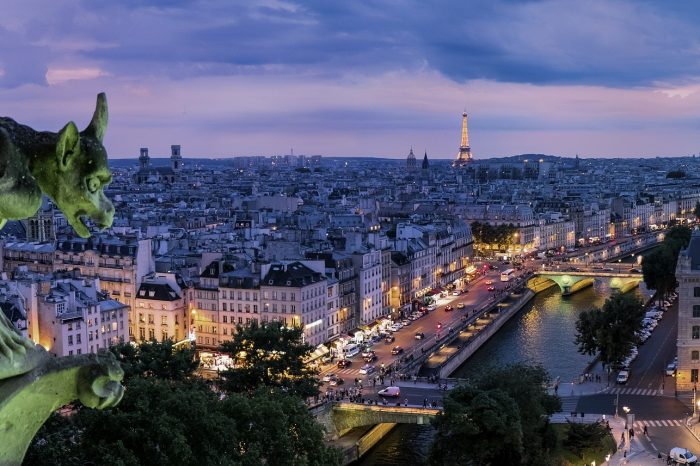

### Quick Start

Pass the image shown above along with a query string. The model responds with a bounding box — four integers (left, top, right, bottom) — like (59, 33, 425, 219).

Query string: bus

(500, 268, 515, 282)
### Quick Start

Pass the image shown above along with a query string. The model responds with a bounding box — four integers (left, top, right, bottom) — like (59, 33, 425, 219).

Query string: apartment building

(134, 272, 187, 343)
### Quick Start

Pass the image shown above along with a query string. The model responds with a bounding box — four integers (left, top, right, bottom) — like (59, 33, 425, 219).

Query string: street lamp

(618, 258, 622, 273)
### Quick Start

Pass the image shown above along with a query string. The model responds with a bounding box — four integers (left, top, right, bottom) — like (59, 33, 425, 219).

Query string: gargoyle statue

(0, 93, 115, 238)
(0, 311, 124, 465)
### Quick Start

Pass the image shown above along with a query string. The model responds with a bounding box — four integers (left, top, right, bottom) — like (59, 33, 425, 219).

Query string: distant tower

(171, 145, 183, 172)
(139, 147, 150, 170)
(406, 147, 417, 171)
(422, 150, 429, 170)
(574, 153, 580, 169)
(454, 111, 473, 166)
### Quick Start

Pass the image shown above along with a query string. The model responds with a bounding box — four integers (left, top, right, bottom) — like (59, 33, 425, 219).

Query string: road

(319, 262, 524, 389)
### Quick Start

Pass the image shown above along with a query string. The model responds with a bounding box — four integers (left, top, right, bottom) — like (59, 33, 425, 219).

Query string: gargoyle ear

(83, 92, 108, 142)
(56, 121, 81, 171)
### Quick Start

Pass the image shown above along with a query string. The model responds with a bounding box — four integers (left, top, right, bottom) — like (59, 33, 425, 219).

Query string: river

(356, 278, 651, 465)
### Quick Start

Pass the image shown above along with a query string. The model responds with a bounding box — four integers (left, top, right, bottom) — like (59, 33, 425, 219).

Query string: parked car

(457, 303, 466, 309)
(427, 304, 437, 311)
(670, 448, 698, 464)
(359, 364, 376, 375)
(401, 319, 412, 326)
(415, 332, 425, 340)
(391, 346, 404, 355)
(322, 373, 334, 382)
(452, 290, 461, 296)
(666, 362, 678, 376)
(444, 305, 454, 312)
(337, 359, 351, 368)
(378, 386, 401, 397)
(384, 335, 396, 344)
(370, 335, 382, 343)
(616, 370, 630, 384)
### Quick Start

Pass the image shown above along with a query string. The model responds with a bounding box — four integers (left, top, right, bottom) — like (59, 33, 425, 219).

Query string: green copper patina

(0, 93, 115, 238)
(0, 312, 124, 465)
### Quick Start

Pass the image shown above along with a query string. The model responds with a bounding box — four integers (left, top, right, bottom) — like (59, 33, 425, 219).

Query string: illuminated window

(693, 326, 700, 340)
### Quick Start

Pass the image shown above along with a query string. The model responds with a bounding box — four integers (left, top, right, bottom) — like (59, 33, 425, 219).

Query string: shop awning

(304, 344, 330, 363)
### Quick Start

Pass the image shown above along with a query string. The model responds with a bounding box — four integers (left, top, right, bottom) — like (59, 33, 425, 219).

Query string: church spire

(422, 150, 429, 170)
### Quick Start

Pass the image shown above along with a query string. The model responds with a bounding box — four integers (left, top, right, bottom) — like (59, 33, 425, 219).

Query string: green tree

(564, 420, 610, 458)
(430, 364, 560, 466)
(575, 293, 645, 367)
(664, 225, 692, 256)
(109, 339, 199, 383)
(26, 380, 340, 466)
(430, 386, 523, 466)
(642, 245, 676, 302)
(219, 321, 320, 398)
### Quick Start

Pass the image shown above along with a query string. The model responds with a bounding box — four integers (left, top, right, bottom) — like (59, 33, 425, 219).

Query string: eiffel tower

(454, 111, 473, 166)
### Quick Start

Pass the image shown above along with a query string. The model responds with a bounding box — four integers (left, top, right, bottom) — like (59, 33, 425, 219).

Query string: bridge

(312, 401, 441, 439)
(529, 270, 644, 296)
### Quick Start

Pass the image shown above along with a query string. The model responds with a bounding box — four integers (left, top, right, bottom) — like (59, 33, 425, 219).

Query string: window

(148, 328, 155, 340)
(161, 316, 167, 325)
(694, 305, 700, 318)
(68, 335, 73, 345)
(148, 314, 154, 324)
(139, 328, 145, 340)
(76, 334, 81, 344)
(693, 369, 699, 383)
(695, 287, 700, 298)
(162, 331, 168, 341)
(290, 293, 295, 301)
(223, 316, 228, 323)
(112, 322, 117, 331)
(693, 326, 700, 340)
(693, 351, 699, 361)
(223, 303, 227, 311)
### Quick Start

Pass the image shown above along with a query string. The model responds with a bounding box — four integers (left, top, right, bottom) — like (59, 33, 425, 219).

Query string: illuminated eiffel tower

(454, 111, 473, 166)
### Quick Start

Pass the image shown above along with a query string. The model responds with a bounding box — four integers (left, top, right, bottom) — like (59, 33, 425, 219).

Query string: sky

(2, 0, 700, 159)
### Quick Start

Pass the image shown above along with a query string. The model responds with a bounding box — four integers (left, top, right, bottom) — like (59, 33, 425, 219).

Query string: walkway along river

(355, 279, 649, 465)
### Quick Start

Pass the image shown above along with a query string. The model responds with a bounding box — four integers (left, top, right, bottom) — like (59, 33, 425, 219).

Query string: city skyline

(2, 0, 700, 158)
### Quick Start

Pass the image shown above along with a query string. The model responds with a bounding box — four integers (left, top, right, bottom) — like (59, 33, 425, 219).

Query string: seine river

(356, 279, 649, 465)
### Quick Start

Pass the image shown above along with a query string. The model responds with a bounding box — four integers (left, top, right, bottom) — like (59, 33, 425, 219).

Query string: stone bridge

(312, 402, 440, 439)
(528, 270, 643, 296)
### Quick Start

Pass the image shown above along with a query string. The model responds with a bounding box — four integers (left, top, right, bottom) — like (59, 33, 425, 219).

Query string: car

(364, 354, 377, 363)
(485, 280, 494, 285)
(487, 286, 496, 292)
(457, 302, 466, 309)
(329, 375, 344, 386)
(427, 304, 437, 311)
(670, 448, 698, 464)
(616, 370, 629, 384)
(359, 364, 376, 375)
(415, 332, 425, 340)
(321, 355, 332, 364)
(322, 373, 334, 382)
(444, 305, 453, 312)
(391, 346, 404, 355)
(666, 362, 678, 376)
(370, 335, 382, 343)
(384, 335, 396, 344)
(452, 290, 461, 296)
(378, 386, 401, 397)
(361, 349, 375, 358)
(337, 359, 351, 368)
(401, 319, 412, 326)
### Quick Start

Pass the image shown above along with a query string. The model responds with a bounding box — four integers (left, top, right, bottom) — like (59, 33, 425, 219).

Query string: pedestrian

(404, 398, 408, 407)
(629, 428, 634, 439)
(423, 398, 428, 408)
(643, 424, 648, 436)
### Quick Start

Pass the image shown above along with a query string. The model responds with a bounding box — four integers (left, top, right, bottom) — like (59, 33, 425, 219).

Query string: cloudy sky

(2, 0, 700, 159)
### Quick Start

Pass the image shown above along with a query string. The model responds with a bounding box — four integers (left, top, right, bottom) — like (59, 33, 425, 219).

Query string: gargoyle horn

(83, 92, 108, 142)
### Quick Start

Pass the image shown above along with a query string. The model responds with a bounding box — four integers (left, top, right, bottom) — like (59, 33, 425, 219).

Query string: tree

(430, 364, 560, 466)
(642, 245, 676, 302)
(26, 380, 340, 466)
(666, 170, 686, 179)
(575, 293, 645, 367)
(664, 225, 691, 256)
(430, 386, 523, 466)
(564, 420, 610, 458)
(108, 339, 199, 383)
(219, 321, 320, 398)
